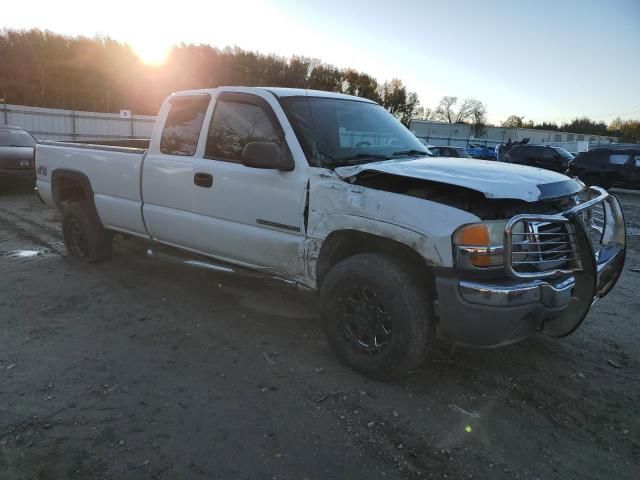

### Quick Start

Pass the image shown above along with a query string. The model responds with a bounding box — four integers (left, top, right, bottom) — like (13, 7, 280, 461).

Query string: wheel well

(51, 170, 94, 211)
(316, 230, 435, 291)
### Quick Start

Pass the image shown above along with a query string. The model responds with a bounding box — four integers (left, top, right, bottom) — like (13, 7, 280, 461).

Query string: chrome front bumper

(436, 187, 626, 347)
(459, 276, 575, 308)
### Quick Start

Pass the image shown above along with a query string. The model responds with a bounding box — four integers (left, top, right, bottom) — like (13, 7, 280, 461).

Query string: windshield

(0, 129, 37, 147)
(456, 148, 472, 158)
(280, 96, 429, 168)
(550, 146, 574, 160)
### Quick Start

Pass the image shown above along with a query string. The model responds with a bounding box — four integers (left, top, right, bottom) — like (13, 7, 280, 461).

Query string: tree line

(0, 29, 420, 124)
(1, 28, 637, 142)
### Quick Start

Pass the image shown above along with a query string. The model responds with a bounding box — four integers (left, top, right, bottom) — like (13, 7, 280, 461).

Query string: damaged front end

(436, 186, 626, 346)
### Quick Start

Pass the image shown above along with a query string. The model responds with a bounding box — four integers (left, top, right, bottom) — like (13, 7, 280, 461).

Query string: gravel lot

(1, 186, 639, 480)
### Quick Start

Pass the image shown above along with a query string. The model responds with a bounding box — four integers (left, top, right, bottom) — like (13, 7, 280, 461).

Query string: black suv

(505, 145, 574, 172)
(566, 148, 640, 189)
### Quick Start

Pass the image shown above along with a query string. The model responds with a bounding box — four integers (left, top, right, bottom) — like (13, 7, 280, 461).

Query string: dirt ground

(1, 186, 639, 480)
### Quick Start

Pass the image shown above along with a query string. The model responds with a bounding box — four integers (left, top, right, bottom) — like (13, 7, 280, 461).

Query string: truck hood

(334, 156, 583, 202)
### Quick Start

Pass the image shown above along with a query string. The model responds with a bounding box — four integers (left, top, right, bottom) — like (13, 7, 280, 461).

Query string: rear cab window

(160, 95, 211, 156)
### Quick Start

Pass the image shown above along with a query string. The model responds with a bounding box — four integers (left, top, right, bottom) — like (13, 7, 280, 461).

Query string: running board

(145, 247, 297, 286)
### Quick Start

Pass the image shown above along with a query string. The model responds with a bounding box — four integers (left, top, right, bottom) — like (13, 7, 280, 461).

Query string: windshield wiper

(335, 153, 392, 165)
(391, 149, 429, 157)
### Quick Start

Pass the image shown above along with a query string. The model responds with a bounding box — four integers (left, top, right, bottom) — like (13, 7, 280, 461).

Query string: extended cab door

(141, 94, 211, 248)
(190, 91, 309, 277)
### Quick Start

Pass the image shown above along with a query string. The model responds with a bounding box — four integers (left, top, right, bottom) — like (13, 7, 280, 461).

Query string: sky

(3, 0, 640, 124)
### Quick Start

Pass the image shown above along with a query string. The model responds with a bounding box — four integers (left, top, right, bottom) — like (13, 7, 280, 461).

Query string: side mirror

(240, 141, 294, 171)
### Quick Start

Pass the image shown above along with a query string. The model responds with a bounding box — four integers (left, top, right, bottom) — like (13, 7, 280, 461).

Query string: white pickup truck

(35, 87, 627, 378)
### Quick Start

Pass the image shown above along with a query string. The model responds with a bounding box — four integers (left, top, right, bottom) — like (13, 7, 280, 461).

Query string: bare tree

(454, 98, 475, 123)
(413, 106, 434, 121)
(435, 96, 458, 123)
(468, 99, 488, 137)
(435, 96, 487, 126)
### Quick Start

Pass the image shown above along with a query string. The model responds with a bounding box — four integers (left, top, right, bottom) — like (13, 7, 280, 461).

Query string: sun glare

(131, 40, 170, 65)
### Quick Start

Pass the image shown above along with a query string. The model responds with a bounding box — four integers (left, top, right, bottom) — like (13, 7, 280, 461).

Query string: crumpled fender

(302, 170, 481, 286)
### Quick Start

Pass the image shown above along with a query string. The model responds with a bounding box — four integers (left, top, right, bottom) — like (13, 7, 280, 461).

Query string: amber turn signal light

(457, 224, 490, 246)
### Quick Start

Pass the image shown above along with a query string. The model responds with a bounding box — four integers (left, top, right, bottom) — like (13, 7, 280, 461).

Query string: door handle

(194, 172, 213, 188)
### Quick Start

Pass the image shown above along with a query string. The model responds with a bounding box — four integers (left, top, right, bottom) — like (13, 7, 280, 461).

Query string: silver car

(0, 125, 37, 186)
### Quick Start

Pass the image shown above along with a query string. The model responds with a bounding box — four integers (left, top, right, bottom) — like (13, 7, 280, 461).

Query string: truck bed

(35, 141, 148, 236)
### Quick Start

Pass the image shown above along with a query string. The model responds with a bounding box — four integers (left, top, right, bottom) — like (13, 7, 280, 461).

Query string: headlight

(453, 220, 523, 268)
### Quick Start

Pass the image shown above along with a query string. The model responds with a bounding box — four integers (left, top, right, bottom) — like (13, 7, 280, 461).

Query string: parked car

(430, 146, 471, 158)
(34, 87, 626, 378)
(566, 148, 640, 189)
(496, 139, 528, 162)
(0, 125, 37, 186)
(466, 145, 497, 160)
(505, 145, 574, 173)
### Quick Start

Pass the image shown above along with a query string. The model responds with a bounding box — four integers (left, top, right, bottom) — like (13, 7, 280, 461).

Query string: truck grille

(580, 201, 605, 248)
(504, 186, 613, 280)
(510, 221, 580, 275)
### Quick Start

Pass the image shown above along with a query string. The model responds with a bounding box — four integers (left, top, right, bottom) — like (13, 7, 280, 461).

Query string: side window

(206, 99, 282, 162)
(635, 155, 640, 168)
(160, 95, 210, 156)
(540, 148, 555, 159)
(608, 154, 629, 165)
(520, 146, 534, 156)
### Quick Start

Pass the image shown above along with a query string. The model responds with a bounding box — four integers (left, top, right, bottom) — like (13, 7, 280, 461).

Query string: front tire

(320, 253, 434, 379)
(62, 201, 112, 262)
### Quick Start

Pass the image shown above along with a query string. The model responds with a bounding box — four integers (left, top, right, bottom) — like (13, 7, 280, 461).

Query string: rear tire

(320, 253, 434, 379)
(62, 201, 112, 262)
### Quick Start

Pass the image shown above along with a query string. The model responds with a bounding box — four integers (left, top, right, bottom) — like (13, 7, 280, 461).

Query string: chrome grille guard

(504, 186, 626, 287)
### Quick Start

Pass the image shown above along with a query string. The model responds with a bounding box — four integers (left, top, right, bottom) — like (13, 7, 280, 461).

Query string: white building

(409, 120, 617, 153)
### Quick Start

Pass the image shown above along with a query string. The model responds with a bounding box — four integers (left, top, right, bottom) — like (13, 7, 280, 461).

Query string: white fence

(1, 103, 156, 141)
(410, 120, 617, 152)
